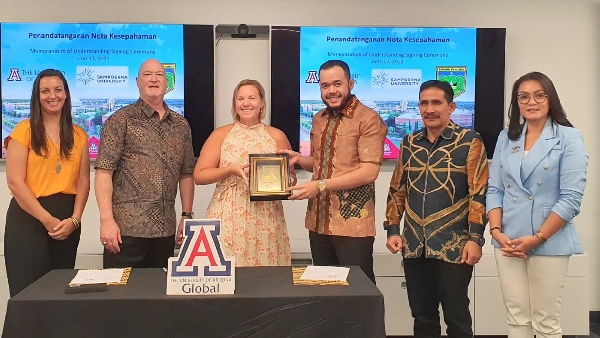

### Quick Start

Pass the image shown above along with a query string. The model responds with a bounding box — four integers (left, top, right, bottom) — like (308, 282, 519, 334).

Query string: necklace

(46, 134, 61, 174)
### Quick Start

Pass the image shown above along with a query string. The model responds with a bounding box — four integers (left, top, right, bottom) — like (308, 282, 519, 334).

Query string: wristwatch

(181, 212, 194, 218)
(468, 235, 485, 247)
(317, 180, 326, 192)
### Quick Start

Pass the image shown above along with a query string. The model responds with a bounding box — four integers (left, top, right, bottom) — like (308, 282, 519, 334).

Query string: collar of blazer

(507, 117, 559, 189)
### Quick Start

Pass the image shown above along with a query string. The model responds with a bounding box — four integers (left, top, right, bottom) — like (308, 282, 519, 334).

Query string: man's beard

(322, 92, 352, 111)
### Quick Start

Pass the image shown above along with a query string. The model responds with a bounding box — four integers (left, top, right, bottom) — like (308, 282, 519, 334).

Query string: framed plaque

(248, 153, 292, 201)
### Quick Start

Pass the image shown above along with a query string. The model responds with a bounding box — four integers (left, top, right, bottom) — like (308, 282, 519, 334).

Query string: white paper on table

(299, 266, 350, 281)
(70, 269, 124, 285)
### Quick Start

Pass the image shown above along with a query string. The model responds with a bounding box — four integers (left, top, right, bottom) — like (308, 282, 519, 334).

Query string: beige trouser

(494, 248, 569, 338)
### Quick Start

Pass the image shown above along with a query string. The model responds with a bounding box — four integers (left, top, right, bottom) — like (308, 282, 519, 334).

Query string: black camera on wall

(215, 24, 269, 39)
(235, 24, 251, 37)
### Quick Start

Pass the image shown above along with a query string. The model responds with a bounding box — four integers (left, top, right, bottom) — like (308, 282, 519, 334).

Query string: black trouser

(103, 235, 175, 268)
(4, 194, 81, 297)
(403, 253, 474, 338)
(308, 231, 375, 283)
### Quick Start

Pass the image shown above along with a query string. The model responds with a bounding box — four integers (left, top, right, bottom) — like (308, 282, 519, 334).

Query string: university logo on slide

(6, 68, 21, 81)
(436, 67, 467, 98)
(166, 219, 235, 295)
(162, 63, 176, 93)
(370, 69, 421, 90)
(305, 70, 319, 83)
(76, 66, 129, 87)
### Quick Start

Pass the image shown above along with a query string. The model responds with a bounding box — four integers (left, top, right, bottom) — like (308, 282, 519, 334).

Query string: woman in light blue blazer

(487, 71, 587, 338)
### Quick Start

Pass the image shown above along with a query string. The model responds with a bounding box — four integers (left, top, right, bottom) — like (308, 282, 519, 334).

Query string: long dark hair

(507, 71, 573, 140)
(29, 69, 75, 159)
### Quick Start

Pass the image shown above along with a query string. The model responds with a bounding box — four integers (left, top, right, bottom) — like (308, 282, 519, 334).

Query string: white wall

(1, 0, 598, 310)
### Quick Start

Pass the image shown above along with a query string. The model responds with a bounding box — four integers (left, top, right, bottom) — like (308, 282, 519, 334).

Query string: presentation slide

(299, 27, 476, 159)
(1, 22, 184, 158)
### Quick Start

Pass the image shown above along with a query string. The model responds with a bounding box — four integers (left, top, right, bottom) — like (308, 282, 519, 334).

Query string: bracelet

(69, 217, 81, 230)
(489, 226, 501, 234)
(534, 232, 546, 244)
(535, 231, 547, 243)
(181, 211, 194, 218)
(534, 234, 544, 244)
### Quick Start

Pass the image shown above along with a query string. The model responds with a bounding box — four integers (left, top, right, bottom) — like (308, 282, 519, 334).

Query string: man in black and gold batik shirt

(384, 80, 488, 338)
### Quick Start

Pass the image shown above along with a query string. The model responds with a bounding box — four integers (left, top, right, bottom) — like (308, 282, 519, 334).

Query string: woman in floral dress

(194, 79, 294, 266)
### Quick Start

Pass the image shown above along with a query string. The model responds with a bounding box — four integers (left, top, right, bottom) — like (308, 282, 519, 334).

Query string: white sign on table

(70, 269, 124, 285)
(300, 266, 350, 282)
(166, 219, 235, 295)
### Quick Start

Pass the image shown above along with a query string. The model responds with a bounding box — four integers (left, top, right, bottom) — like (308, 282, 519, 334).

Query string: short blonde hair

(231, 79, 266, 122)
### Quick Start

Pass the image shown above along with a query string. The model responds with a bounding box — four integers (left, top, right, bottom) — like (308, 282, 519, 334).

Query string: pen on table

(163, 267, 167, 273)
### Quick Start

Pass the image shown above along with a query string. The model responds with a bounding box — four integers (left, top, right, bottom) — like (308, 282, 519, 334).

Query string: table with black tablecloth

(2, 266, 385, 338)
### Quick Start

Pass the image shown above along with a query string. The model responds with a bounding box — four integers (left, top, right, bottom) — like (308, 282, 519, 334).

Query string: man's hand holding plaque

(248, 153, 292, 201)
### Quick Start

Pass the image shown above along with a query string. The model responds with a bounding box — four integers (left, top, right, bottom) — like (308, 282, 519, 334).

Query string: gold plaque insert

(249, 154, 292, 201)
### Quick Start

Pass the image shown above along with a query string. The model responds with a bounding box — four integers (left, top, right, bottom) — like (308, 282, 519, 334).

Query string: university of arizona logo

(304, 70, 319, 83)
(7, 68, 21, 81)
(167, 219, 235, 295)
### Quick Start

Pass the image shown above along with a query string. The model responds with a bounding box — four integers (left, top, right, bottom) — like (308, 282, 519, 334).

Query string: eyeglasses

(517, 93, 547, 104)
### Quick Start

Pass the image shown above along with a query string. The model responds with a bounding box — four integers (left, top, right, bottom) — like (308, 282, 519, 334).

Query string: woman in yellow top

(4, 69, 90, 297)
